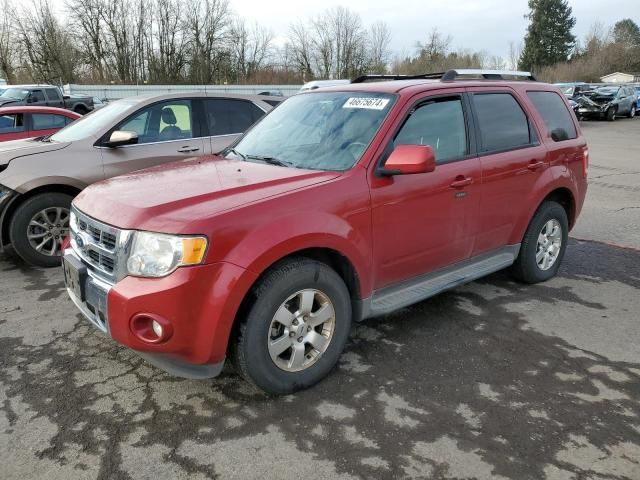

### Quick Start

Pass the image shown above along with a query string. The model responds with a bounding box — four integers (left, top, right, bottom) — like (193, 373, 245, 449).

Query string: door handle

(527, 160, 545, 170)
(450, 176, 473, 188)
(177, 146, 200, 153)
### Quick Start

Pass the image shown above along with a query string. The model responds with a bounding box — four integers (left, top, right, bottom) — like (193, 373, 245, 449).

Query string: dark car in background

(557, 82, 591, 99)
(0, 85, 95, 115)
(575, 85, 636, 120)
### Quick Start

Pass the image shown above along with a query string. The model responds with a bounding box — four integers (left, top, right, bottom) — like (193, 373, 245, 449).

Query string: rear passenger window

(31, 90, 46, 102)
(527, 91, 577, 142)
(32, 113, 67, 130)
(394, 97, 467, 163)
(205, 99, 265, 136)
(472, 93, 532, 152)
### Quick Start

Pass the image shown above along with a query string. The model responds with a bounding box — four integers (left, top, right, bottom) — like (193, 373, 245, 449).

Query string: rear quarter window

(527, 91, 577, 142)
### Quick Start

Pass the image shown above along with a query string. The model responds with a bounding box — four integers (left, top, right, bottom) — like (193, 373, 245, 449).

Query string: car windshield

(594, 87, 618, 96)
(0, 88, 29, 100)
(50, 100, 135, 142)
(227, 91, 395, 171)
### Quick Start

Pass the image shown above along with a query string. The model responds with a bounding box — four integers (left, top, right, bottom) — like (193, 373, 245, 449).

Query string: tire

(628, 105, 636, 118)
(74, 105, 88, 115)
(511, 201, 569, 284)
(231, 258, 352, 395)
(606, 107, 616, 121)
(9, 193, 73, 267)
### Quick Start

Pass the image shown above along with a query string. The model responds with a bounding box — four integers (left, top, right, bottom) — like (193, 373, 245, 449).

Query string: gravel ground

(0, 118, 639, 480)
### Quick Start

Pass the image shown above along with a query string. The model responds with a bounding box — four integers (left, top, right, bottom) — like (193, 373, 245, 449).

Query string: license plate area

(63, 254, 87, 301)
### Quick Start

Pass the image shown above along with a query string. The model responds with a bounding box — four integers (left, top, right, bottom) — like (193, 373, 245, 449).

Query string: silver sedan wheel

(536, 219, 562, 271)
(27, 207, 70, 257)
(268, 289, 336, 372)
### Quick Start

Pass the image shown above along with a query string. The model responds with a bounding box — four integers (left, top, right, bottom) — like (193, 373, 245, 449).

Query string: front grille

(72, 208, 127, 281)
(78, 220, 117, 250)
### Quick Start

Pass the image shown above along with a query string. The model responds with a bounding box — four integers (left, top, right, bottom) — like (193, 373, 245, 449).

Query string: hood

(0, 98, 20, 107)
(0, 139, 69, 167)
(74, 156, 340, 233)
(580, 92, 614, 106)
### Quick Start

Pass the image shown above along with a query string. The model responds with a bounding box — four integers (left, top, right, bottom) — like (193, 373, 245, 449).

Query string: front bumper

(63, 248, 256, 379)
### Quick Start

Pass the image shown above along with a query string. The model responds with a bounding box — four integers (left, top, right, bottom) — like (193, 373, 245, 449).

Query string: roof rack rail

(351, 73, 445, 83)
(351, 69, 536, 84)
(441, 69, 536, 81)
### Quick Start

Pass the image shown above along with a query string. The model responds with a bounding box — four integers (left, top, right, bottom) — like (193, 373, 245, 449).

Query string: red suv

(63, 70, 588, 394)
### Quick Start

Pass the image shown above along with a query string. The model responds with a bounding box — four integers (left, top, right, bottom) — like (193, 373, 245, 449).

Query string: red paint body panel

(72, 80, 588, 369)
(108, 262, 257, 364)
(0, 106, 80, 142)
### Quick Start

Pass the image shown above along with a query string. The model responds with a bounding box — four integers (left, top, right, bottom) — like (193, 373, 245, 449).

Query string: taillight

(582, 147, 589, 178)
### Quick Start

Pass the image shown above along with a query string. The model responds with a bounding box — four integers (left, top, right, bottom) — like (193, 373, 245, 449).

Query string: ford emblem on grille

(75, 232, 92, 251)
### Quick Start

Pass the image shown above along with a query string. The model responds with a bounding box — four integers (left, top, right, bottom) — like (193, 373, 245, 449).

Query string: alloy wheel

(267, 289, 336, 372)
(536, 219, 562, 271)
(26, 207, 70, 257)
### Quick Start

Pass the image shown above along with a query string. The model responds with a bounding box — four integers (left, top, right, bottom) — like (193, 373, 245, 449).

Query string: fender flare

(508, 174, 577, 245)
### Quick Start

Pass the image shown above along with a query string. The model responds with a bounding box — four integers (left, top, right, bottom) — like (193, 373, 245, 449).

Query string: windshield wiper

(245, 154, 293, 168)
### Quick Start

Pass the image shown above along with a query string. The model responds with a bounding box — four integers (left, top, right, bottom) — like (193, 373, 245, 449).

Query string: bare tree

(368, 21, 391, 73)
(184, 0, 231, 84)
(0, 0, 17, 82)
(66, 0, 108, 82)
(508, 41, 522, 70)
(148, 0, 188, 83)
(13, 0, 78, 83)
(229, 18, 273, 83)
(287, 20, 314, 80)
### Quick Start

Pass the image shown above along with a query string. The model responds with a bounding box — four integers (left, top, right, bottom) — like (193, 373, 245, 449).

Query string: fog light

(152, 320, 163, 338)
(130, 313, 173, 344)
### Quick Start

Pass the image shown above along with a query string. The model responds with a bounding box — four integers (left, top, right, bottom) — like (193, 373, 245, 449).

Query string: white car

(299, 79, 351, 92)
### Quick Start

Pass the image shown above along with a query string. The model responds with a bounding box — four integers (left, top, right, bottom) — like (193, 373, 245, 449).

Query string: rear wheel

(511, 201, 568, 284)
(231, 258, 352, 394)
(628, 105, 636, 118)
(9, 193, 73, 267)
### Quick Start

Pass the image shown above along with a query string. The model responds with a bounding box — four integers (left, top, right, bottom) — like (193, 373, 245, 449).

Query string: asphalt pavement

(1, 118, 639, 480)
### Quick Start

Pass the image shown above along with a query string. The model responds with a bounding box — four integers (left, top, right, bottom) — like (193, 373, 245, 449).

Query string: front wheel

(606, 107, 616, 121)
(9, 193, 73, 267)
(511, 201, 569, 284)
(231, 258, 352, 394)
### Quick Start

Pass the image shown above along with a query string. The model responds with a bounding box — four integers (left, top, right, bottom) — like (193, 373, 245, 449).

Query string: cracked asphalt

(1, 119, 639, 480)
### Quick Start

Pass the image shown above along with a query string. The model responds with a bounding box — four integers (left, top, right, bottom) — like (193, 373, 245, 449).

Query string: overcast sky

(229, 0, 638, 59)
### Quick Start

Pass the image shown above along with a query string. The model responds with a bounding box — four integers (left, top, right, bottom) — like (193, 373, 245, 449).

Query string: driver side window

(394, 97, 467, 163)
(117, 100, 193, 145)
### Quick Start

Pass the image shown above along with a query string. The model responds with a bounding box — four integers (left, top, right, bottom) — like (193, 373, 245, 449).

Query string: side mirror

(26, 95, 35, 103)
(379, 144, 436, 176)
(105, 130, 138, 148)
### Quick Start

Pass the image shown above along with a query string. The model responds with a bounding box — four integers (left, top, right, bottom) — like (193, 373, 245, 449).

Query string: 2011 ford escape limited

(63, 70, 588, 394)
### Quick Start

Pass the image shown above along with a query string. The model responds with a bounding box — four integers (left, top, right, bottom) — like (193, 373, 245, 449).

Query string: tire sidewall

(240, 262, 352, 394)
(519, 202, 569, 283)
(9, 193, 73, 267)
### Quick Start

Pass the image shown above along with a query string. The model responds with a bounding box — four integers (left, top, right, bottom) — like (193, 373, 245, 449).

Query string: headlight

(126, 231, 208, 278)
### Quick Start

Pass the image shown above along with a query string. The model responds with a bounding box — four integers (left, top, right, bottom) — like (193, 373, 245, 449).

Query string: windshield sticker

(343, 97, 390, 110)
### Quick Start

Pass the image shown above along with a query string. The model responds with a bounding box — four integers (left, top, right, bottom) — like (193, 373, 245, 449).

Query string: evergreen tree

(519, 0, 576, 72)
(612, 19, 640, 48)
